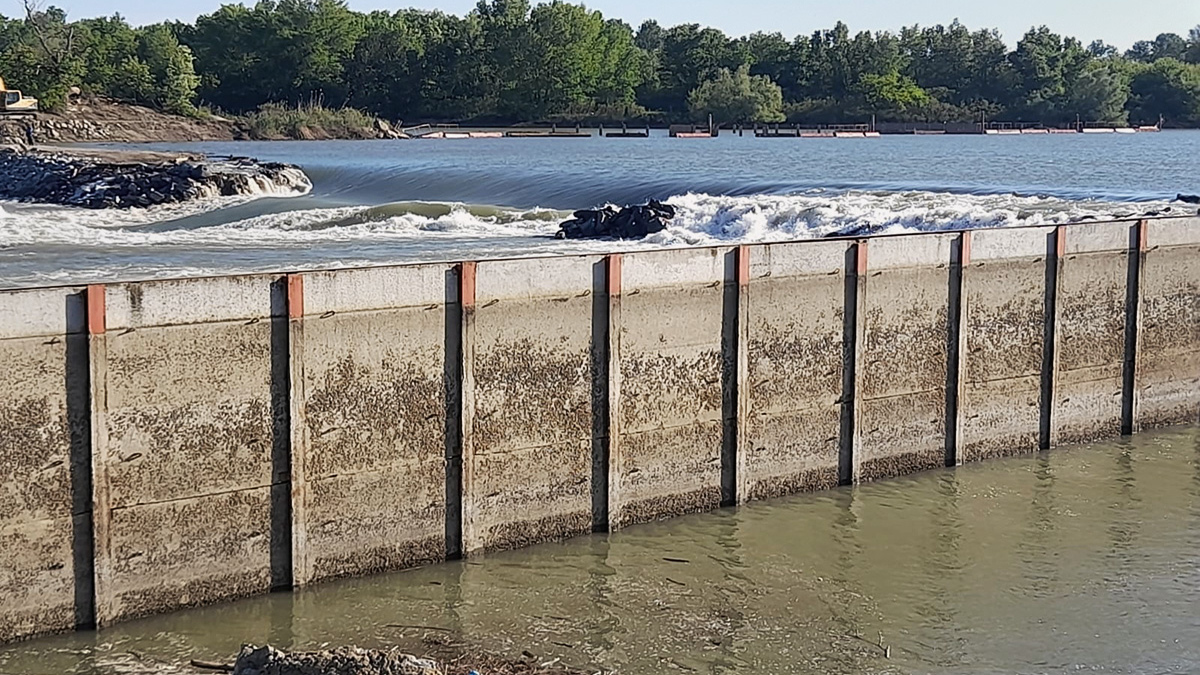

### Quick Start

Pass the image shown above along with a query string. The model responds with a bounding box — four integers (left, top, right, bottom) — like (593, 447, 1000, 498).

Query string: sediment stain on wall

(0, 287, 90, 642)
(297, 266, 450, 584)
(1136, 218, 1200, 429)
(467, 257, 600, 552)
(855, 235, 955, 482)
(616, 249, 728, 527)
(1052, 223, 1132, 446)
(94, 276, 281, 626)
(959, 228, 1054, 462)
(744, 242, 848, 500)
(2, 216, 1198, 644)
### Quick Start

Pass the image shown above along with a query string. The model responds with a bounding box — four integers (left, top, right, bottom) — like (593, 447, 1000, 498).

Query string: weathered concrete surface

(743, 242, 848, 500)
(958, 228, 1053, 462)
(1135, 217, 1200, 429)
(0, 287, 89, 642)
(466, 257, 600, 553)
(94, 276, 282, 625)
(296, 266, 450, 582)
(1052, 222, 1132, 446)
(855, 234, 954, 482)
(614, 248, 728, 527)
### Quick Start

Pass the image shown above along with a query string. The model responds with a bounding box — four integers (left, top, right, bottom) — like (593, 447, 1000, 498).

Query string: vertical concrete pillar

(733, 245, 750, 505)
(88, 284, 113, 626)
(944, 232, 969, 467)
(459, 262, 478, 552)
(841, 241, 867, 485)
(605, 254, 623, 532)
(286, 274, 309, 587)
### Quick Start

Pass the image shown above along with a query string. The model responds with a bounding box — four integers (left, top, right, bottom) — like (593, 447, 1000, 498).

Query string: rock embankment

(0, 146, 311, 208)
(230, 644, 588, 675)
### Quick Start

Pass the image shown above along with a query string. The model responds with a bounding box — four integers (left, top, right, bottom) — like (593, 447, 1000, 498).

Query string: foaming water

(3, 428, 1197, 675)
(2, 132, 1198, 287)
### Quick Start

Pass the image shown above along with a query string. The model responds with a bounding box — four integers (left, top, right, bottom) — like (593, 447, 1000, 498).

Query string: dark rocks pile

(556, 200, 677, 239)
(234, 645, 444, 675)
(0, 147, 310, 209)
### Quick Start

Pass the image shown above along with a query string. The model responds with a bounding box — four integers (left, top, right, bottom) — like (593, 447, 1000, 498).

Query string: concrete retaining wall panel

(744, 242, 848, 499)
(299, 265, 449, 582)
(104, 486, 273, 620)
(97, 278, 281, 625)
(1136, 235, 1200, 429)
(617, 248, 728, 526)
(1052, 226, 1131, 446)
(959, 228, 1052, 461)
(0, 287, 88, 642)
(468, 257, 600, 552)
(856, 235, 953, 481)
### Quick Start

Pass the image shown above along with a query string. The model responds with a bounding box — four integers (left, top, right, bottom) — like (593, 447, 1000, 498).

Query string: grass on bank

(243, 102, 380, 140)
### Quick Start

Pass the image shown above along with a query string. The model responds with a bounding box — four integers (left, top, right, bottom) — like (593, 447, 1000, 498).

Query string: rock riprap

(233, 645, 444, 675)
(0, 146, 311, 209)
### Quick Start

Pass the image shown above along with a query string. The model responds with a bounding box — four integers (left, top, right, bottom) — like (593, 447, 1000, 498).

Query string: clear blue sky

(14, 0, 1200, 49)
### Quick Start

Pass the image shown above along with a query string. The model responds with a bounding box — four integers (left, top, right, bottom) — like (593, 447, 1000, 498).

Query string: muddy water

(3, 428, 1199, 675)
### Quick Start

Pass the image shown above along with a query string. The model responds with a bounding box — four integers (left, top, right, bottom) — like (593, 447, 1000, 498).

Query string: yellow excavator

(0, 76, 39, 116)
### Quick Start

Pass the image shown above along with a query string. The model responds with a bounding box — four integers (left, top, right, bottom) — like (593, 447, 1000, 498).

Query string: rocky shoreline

(226, 643, 589, 675)
(0, 146, 311, 209)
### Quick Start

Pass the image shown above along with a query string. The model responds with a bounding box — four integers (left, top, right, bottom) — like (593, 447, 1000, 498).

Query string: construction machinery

(0, 76, 39, 117)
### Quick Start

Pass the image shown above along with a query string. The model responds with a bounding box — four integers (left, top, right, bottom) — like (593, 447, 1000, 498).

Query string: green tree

(1065, 60, 1129, 124)
(857, 70, 930, 117)
(1127, 58, 1200, 126)
(688, 64, 784, 124)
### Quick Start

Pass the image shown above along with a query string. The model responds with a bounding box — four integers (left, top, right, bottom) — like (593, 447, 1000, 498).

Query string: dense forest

(3, 0, 1200, 126)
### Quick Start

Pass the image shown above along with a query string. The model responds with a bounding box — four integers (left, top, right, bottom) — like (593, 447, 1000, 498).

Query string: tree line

(3, 0, 1200, 127)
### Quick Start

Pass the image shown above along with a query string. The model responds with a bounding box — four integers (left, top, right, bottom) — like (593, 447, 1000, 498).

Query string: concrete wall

(613, 248, 730, 527)
(91, 276, 286, 627)
(958, 227, 1054, 462)
(853, 234, 955, 481)
(292, 266, 451, 584)
(1135, 217, 1200, 429)
(3, 215, 1200, 643)
(463, 256, 603, 552)
(1051, 222, 1134, 446)
(0, 287, 89, 642)
(742, 241, 849, 500)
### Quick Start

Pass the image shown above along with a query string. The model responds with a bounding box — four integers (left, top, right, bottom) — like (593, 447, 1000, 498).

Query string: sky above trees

(34, 0, 1200, 50)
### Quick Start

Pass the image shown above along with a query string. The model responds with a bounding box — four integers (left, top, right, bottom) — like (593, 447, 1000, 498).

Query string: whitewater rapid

(0, 188, 1185, 288)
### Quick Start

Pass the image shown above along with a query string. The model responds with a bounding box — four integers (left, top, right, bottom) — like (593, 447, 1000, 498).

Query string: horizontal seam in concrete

(622, 419, 722, 435)
(469, 437, 596, 455)
(965, 373, 1043, 385)
(109, 481, 285, 512)
(303, 304, 445, 318)
(860, 387, 944, 403)
(751, 404, 841, 416)
(306, 459, 446, 481)
(0, 332, 86, 342)
(107, 316, 280, 331)
(750, 274, 844, 283)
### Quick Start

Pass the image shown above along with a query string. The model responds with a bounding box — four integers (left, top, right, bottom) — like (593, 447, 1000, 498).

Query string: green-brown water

(4, 428, 1199, 675)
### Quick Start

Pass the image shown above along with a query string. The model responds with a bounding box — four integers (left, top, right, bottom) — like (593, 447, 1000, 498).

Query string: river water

(2, 131, 1199, 288)
(3, 427, 1198, 675)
